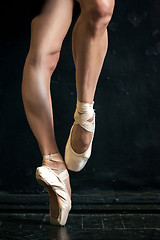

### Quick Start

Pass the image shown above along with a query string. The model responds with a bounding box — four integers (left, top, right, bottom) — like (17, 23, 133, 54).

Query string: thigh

(29, 0, 74, 55)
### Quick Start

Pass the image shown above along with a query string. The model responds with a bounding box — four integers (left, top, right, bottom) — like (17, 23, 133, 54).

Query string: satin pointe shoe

(36, 153, 71, 226)
(64, 99, 96, 172)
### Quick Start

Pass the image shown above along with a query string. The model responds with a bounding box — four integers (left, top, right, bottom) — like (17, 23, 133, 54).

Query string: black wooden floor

(0, 192, 160, 239)
(0, 213, 160, 240)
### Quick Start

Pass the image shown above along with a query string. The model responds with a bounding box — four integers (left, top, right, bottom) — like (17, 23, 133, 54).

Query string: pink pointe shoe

(64, 99, 96, 172)
(36, 153, 71, 226)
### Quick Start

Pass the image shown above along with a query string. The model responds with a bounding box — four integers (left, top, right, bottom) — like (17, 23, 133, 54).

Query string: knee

(85, 0, 115, 31)
(27, 16, 60, 75)
(27, 50, 60, 76)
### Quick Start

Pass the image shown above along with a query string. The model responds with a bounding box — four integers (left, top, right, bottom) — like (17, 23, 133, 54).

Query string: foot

(71, 113, 94, 154)
(42, 152, 71, 198)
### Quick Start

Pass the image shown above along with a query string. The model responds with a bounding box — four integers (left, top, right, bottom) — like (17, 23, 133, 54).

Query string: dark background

(0, 0, 159, 195)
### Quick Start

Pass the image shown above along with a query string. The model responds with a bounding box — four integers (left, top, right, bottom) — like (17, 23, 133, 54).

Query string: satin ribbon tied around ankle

(74, 100, 96, 133)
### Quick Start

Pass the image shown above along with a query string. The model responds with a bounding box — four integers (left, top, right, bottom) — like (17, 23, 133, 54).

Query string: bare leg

(71, 0, 115, 154)
(22, 0, 74, 156)
(21, 0, 74, 196)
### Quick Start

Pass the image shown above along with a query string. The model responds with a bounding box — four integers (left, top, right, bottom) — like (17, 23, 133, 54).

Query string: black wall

(0, 0, 160, 194)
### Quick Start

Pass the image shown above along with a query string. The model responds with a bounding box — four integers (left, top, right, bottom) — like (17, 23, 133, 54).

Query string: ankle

(77, 98, 94, 105)
(42, 150, 61, 157)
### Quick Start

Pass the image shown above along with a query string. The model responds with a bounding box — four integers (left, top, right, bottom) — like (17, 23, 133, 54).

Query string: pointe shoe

(36, 153, 71, 226)
(65, 99, 96, 172)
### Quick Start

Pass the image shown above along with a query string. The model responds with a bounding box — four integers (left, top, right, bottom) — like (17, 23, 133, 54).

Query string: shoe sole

(36, 171, 62, 226)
